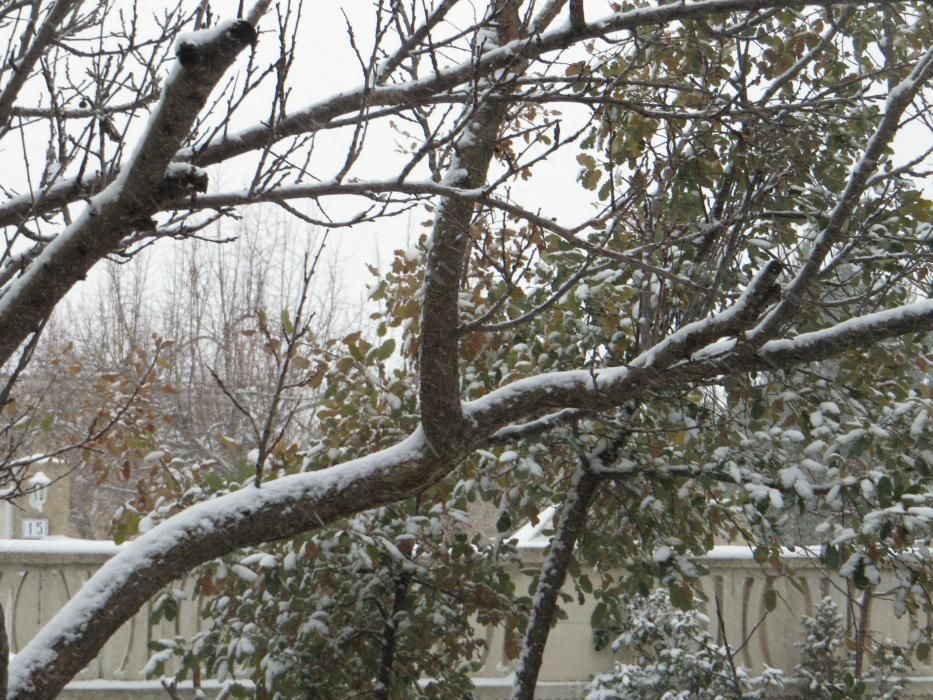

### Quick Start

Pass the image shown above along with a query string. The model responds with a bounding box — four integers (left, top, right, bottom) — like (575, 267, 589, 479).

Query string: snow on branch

(188, 0, 891, 168)
(751, 43, 933, 342)
(632, 260, 782, 369)
(8, 432, 430, 698)
(463, 296, 933, 438)
(756, 297, 933, 364)
(0, 20, 257, 369)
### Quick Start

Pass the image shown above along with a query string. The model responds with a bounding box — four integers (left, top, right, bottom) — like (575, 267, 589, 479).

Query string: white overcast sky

(58, 1, 598, 317)
(31, 0, 932, 327)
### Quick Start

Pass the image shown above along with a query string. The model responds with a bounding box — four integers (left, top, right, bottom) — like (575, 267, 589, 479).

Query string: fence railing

(474, 545, 933, 698)
(2, 539, 931, 698)
(0, 539, 203, 691)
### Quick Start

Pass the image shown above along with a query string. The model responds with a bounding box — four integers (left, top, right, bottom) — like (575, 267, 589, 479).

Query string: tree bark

(510, 419, 634, 700)
(0, 603, 7, 698)
(511, 466, 600, 700)
(374, 571, 412, 700)
(418, 0, 520, 454)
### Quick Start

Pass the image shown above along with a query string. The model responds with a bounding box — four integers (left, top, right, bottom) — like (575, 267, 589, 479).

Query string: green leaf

(162, 597, 178, 622)
(581, 168, 601, 191)
(753, 546, 769, 564)
(764, 588, 777, 612)
(669, 583, 693, 611)
(375, 338, 396, 361)
(822, 544, 841, 570)
(591, 601, 607, 627)
(203, 472, 224, 492)
(877, 476, 893, 508)
(114, 512, 140, 545)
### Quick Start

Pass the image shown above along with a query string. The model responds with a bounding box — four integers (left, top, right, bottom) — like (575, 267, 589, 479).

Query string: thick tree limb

(0, 604, 6, 698)
(462, 296, 933, 438)
(568, 0, 585, 32)
(7, 433, 440, 699)
(418, 0, 520, 453)
(528, 0, 569, 35)
(631, 260, 782, 369)
(0, 172, 109, 232)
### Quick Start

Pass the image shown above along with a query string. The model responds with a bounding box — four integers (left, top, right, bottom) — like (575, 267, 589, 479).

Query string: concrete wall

(0, 539, 200, 691)
(1, 540, 931, 698)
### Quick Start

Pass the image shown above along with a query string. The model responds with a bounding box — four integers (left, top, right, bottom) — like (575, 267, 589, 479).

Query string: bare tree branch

(0, 0, 79, 132)
(0, 20, 258, 367)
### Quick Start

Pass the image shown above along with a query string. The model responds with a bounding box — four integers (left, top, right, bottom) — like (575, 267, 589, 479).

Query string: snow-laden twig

(751, 44, 933, 343)
(0, 19, 258, 368)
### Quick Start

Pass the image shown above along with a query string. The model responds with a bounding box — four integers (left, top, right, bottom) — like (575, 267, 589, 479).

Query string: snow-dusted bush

(148, 500, 522, 699)
(587, 592, 910, 700)
(793, 596, 907, 700)
(585, 588, 782, 700)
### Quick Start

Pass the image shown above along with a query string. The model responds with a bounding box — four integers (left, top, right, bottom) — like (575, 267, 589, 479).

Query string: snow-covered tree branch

(0, 0, 930, 697)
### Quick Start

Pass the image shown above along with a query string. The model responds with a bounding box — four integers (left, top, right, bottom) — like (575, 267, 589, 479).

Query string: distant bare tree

(21, 217, 343, 537)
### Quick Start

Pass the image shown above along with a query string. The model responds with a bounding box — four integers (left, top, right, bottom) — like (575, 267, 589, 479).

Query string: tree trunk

(510, 464, 600, 700)
(374, 571, 412, 700)
(0, 603, 8, 698)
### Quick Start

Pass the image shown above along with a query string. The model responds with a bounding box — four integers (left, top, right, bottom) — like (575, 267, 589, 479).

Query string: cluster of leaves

(0, 333, 182, 531)
(586, 591, 907, 700)
(149, 498, 523, 698)
(105, 303, 331, 541)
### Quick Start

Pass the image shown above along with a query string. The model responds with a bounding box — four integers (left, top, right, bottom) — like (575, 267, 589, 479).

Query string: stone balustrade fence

(1, 539, 930, 699)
